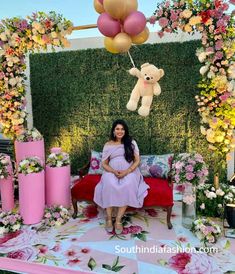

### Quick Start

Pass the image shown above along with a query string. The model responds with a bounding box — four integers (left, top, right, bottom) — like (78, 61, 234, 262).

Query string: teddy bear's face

(140, 65, 163, 84)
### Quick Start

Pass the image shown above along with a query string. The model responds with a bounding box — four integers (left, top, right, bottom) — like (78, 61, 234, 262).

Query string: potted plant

(14, 128, 45, 165)
(45, 148, 71, 207)
(0, 153, 14, 211)
(18, 156, 45, 224)
(170, 152, 208, 228)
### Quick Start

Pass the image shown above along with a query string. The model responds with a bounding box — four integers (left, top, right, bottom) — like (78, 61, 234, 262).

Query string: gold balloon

(104, 37, 119, 54)
(94, 0, 105, 14)
(131, 27, 150, 45)
(103, 0, 125, 19)
(121, 0, 138, 20)
(113, 33, 132, 53)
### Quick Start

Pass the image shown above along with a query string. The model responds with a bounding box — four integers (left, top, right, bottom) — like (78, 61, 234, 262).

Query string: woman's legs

(105, 207, 113, 232)
(115, 206, 127, 232)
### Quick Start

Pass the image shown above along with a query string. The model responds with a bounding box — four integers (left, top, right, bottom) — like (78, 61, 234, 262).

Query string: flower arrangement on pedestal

(16, 127, 42, 142)
(0, 153, 10, 179)
(18, 156, 43, 174)
(41, 205, 70, 228)
(0, 210, 23, 235)
(0, 11, 73, 138)
(45, 148, 71, 207)
(46, 148, 70, 167)
(171, 152, 209, 187)
(170, 152, 209, 228)
(152, 0, 235, 162)
(191, 218, 222, 245)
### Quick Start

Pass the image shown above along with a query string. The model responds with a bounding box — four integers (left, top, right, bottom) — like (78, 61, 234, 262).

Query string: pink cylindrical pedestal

(45, 165, 71, 207)
(14, 140, 45, 165)
(0, 155, 14, 211)
(18, 171, 45, 224)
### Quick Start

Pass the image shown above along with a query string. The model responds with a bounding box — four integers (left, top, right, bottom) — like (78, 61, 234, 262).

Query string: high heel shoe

(115, 222, 123, 235)
(105, 219, 113, 233)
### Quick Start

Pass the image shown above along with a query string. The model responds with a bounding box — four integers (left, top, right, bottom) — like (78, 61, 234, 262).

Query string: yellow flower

(32, 21, 43, 31)
(184, 24, 192, 33)
(181, 9, 192, 19)
(51, 31, 57, 38)
(189, 16, 201, 26)
(205, 19, 213, 26)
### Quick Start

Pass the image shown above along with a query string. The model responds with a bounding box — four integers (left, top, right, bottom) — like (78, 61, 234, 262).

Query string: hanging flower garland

(0, 11, 73, 138)
(151, 0, 235, 161)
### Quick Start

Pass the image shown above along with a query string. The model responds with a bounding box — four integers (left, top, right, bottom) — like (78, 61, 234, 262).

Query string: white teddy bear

(126, 63, 164, 116)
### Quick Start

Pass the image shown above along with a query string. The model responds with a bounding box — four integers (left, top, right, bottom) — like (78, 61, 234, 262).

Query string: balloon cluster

(94, 0, 149, 53)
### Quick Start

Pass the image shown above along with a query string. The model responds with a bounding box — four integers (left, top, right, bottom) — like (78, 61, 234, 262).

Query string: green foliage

(30, 40, 220, 175)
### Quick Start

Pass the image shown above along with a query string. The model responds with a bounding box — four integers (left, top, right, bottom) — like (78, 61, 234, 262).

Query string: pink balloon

(97, 13, 121, 37)
(98, 0, 103, 4)
(123, 11, 146, 36)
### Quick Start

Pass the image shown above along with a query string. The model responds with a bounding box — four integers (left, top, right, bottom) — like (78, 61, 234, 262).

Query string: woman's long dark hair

(110, 119, 134, 163)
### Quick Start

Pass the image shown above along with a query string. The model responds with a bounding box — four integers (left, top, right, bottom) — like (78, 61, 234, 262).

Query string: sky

(0, 0, 160, 39)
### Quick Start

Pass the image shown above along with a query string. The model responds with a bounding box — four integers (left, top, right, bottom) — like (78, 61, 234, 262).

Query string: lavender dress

(94, 141, 149, 208)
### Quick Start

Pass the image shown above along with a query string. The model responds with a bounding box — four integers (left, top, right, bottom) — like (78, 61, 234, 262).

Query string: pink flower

(177, 236, 187, 242)
(90, 158, 100, 170)
(7, 247, 36, 261)
(149, 16, 156, 25)
(128, 225, 142, 234)
(122, 227, 129, 235)
(159, 17, 169, 28)
(82, 204, 98, 219)
(168, 252, 192, 273)
(175, 184, 185, 192)
(215, 40, 223, 50)
(170, 11, 179, 21)
(81, 248, 90, 253)
(52, 243, 61, 252)
(230, 0, 235, 5)
(185, 165, 193, 172)
(39, 246, 48, 254)
(145, 208, 158, 217)
(65, 249, 77, 257)
(186, 172, 195, 180)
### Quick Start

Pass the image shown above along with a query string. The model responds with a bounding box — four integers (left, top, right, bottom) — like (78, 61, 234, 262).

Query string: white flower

(206, 191, 217, 199)
(0, 227, 7, 235)
(200, 203, 205, 209)
(12, 223, 21, 231)
(9, 78, 17, 86)
(198, 52, 207, 63)
(216, 189, 225, 196)
(218, 204, 222, 208)
(200, 65, 209, 75)
(0, 32, 8, 41)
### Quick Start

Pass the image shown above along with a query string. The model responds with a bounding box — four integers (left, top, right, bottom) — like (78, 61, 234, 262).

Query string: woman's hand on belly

(116, 169, 129, 179)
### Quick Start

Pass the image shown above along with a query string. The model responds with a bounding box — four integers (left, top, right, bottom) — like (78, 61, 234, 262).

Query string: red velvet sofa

(71, 170, 174, 229)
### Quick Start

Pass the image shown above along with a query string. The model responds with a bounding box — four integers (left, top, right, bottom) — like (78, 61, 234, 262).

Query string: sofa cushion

(88, 150, 103, 175)
(71, 174, 173, 207)
(139, 154, 174, 178)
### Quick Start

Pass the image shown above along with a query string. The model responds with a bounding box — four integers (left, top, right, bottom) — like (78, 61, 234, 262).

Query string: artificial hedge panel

(30, 39, 216, 174)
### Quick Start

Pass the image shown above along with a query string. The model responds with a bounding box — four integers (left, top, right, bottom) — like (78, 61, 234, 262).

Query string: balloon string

(127, 51, 136, 68)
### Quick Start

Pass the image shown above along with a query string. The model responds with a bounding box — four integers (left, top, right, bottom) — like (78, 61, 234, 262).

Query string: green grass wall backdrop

(30, 40, 215, 174)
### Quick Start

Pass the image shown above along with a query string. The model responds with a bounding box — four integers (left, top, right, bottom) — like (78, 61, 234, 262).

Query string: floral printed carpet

(1, 189, 235, 274)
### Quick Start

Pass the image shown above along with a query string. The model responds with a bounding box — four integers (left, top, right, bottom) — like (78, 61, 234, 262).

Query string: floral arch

(0, 12, 72, 138)
(0, 1, 235, 170)
(149, 0, 235, 168)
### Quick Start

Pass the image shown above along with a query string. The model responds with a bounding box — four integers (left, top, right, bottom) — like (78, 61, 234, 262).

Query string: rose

(7, 246, 37, 261)
(128, 225, 142, 234)
(168, 252, 192, 272)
